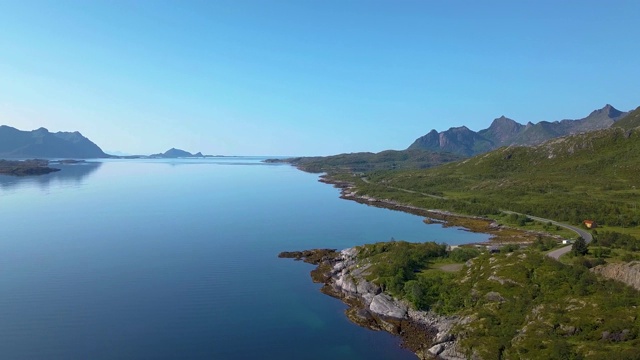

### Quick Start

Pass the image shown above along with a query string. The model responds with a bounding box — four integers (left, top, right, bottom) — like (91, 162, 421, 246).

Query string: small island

(0, 159, 61, 176)
(149, 148, 208, 158)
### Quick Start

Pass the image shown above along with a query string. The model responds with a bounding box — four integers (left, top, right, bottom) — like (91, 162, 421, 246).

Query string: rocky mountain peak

(590, 104, 623, 118)
(489, 115, 518, 127)
(451, 125, 471, 132)
(33, 127, 50, 135)
(408, 104, 633, 157)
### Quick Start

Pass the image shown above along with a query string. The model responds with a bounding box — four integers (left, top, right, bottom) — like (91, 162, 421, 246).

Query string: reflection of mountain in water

(0, 162, 103, 192)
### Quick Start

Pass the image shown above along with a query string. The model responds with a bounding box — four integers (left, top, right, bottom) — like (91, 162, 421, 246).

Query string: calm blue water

(0, 158, 487, 360)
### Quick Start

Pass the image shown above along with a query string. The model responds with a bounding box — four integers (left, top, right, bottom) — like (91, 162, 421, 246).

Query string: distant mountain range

(3, 104, 637, 161)
(0, 124, 215, 159)
(408, 104, 630, 156)
(0, 126, 108, 159)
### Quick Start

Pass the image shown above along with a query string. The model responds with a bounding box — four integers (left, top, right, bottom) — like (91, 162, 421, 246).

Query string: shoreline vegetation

(317, 174, 568, 245)
(276, 140, 640, 358)
(0, 159, 60, 176)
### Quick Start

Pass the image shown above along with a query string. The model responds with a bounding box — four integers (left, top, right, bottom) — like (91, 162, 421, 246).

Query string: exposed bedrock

(281, 247, 468, 360)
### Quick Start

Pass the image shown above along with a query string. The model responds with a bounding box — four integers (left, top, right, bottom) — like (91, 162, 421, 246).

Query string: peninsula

(280, 106, 640, 359)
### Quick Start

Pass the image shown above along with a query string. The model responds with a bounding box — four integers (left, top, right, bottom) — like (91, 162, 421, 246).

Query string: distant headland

(0, 125, 108, 159)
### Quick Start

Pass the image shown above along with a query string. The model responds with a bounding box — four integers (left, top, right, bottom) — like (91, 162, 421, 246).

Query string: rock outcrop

(591, 261, 640, 290)
(280, 247, 467, 360)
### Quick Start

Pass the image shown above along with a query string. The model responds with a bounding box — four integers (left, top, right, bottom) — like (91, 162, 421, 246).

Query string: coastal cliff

(279, 248, 466, 360)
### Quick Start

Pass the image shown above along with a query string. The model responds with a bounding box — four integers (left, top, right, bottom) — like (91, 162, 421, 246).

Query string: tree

(572, 237, 588, 256)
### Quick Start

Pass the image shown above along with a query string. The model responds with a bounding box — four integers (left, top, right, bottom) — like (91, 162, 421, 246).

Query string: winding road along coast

(361, 177, 593, 260)
(502, 211, 593, 260)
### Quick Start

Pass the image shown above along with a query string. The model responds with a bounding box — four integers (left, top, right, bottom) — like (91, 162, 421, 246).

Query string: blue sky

(1, 0, 639, 156)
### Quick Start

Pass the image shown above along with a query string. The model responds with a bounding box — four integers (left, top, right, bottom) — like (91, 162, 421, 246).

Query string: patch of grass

(432, 263, 464, 272)
(490, 213, 576, 239)
(596, 226, 640, 238)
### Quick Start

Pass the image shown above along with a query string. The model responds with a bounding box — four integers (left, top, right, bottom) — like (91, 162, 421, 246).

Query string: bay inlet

(0, 158, 488, 359)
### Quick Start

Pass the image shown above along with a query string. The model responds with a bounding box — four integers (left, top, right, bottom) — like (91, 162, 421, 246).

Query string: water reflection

(0, 162, 102, 192)
(116, 156, 289, 167)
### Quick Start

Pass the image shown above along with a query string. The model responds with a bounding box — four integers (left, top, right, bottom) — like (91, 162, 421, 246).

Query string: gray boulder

(369, 293, 407, 319)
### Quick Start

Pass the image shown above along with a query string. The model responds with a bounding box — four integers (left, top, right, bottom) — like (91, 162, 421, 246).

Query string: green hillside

(357, 127, 640, 227)
(352, 242, 640, 359)
(268, 149, 463, 173)
(614, 106, 640, 130)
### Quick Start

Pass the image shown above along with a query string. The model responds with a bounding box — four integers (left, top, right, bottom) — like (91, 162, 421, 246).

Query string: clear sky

(1, 0, 639, 156)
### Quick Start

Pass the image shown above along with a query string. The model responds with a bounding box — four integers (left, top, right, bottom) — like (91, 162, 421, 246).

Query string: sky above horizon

(1, 0, 639, 156)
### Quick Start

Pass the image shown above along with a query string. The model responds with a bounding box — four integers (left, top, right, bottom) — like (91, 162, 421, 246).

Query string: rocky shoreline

(283, 174, 567, 359)
(280, 174, 640, 359)
(279, 248, 468, 360)
(319, 175, 444, 219)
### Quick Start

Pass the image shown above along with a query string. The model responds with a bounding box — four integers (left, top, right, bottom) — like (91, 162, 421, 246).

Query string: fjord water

(0, 159, 487, 360)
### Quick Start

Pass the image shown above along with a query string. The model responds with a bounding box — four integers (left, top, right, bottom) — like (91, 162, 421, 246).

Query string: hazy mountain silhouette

(0, 126, 108, 159)
(150, 148, 205, 158)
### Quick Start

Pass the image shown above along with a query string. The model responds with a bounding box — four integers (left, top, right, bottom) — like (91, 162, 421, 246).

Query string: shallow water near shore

(0, 158, 488, 359)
